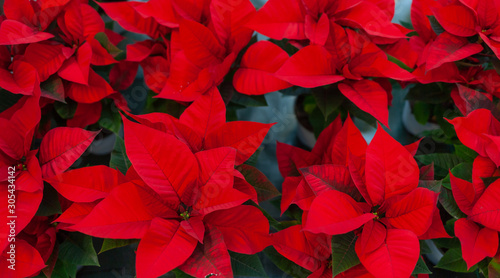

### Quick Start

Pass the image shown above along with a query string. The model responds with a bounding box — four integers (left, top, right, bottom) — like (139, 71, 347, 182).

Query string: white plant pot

(402, 101, 440, 137)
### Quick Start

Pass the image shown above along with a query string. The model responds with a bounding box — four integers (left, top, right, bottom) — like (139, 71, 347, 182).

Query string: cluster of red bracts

(1, 0, 500, 277)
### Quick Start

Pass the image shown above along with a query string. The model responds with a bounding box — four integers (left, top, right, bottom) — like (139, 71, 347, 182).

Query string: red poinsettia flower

(0, 86, 97, 276)
(277, 116, 422, 214)
(432, 0, 500, 59)
(126, 87, 274, 165)
(236, 28, 413, 126)
(248, 0, 408, 44)
(100, 0, 256, 101)
(447, 108, 500, 167)
(71, 117, 270, 278)
(273, 117, 444, 277)
(450, 156, 500, 268)
(300, 125, 440, 278)
(0, 0, 70, 45)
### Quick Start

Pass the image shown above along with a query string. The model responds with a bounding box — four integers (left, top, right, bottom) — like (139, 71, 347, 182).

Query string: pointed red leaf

(45, 166, 127, 203)
(24, 43, 67, 82)
(0, 239, 45, 278)
(73, 182, 175, 239)
(181, 216, 205, 243)
(179, 226, 233, 278)
(97, 2, 166, 38)
(123, 117, 199, 202)
(204, 205, 270, 254)
(447, 109, 500, 157)
(39, 127, 99, 178)
(180, 19, 225, 67)
(89, 38, 116, 66)
(66, 70, 114, 103)
(450, 173, 476, 215)
(195, 147, 236, 196)
(329, 114, 367, 165)
(432, 5, 478, 37)
(338, 80, 389, 127)
(275, 45, 344, 88)
(233, 41, 291, 95)
(133, 0, 178, 28)
(426, 32, 483, 71)
(276, 141, 319, 178)
(272, 225, 330, 271)
(472, 156, 496, 195)
(305, 13, 330, 46)
(204, 121, 274, 165)
(247, 0, 306, 40)
(136, 218, 197, 278)
(301, 164, 363, 201)
(55, 201, 99, 226)
(338, 1, 406, 39)
(470, 179, 500, 231)
(0, 61, 37, 95)
(0, 20, 53, 45)
(418, 207, 451, 240)
(365, 125, 419, 205)
(280, 176, 303, 214)
(455, 218, 499, 269)
(180, 87, 226, 140)
(304, 190, 375, 235)
(356, 228, 419, 278)
(385, 187, 438, 236)
(357, 220, 386, 255)
(58, 42, 92, 85)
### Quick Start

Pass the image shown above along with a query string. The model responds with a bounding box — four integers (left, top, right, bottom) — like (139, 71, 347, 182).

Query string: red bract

(432, 0, 500, 59)
(0, 88, 98, 276)
(447, 108, 500, 166)
(100, 0, 256, 101)
(449, 156, 500, 268)
(71, 117, 270, 278)
(236, 28, 413, 126)
(126, 87, 274, 165)
(248, 0, 407, 43)
(275, 117, 442, 277)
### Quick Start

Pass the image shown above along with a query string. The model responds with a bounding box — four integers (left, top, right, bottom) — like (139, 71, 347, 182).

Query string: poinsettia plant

(2, 0, 500, 277)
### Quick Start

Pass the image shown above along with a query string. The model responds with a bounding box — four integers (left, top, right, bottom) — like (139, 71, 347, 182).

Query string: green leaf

(312, 87, 344, 120)
(0, 90, 22, 113)
(229, 251, 267, 277)
(419, 179, 442, 193)
(50, 259, 78, 278)
(99, 238, 138, 254)
(439, 187, 467, 219)
(264, 247, 312, 277)
(415, 153, 465, 178)
(173, 269, 195, 278)
(231, 92, 268, 107)
(412, 256, 432, 275)
(428, 15, 445, 36)
(58, 233, 100, 267)
(489, 255, 500, 277)
(412, 101, 432, 125)
(41, 76, 66, 103)
(36, 183, 62, 216)
(454, 145, 478, 163)
(268, 39, 299, 56)
(387, 54, 415, 72)
(54, 100, 77, 120)
(420, 240, 431, 254)
(236, 164, 280, 202)
(442, 162, 473, 189)
(483, 176, 500, 187)
(331, 232, 360, 277)
(98, 102, 122, 134)
(406, 83, 449, 104)
(94, 32, 123, 57)
(436, 248, 478, 272)
(109, 136, 131, 174)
